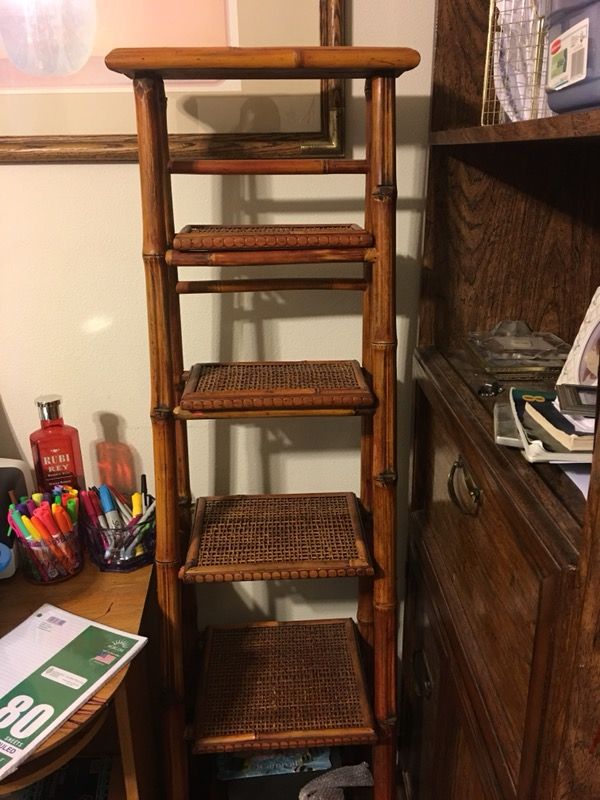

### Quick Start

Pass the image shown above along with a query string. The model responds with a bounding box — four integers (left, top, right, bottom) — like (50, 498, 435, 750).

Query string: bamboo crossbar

(167, 248, 374, 266)
(169, 158, 368, 175)
(176, 277, 367, 294)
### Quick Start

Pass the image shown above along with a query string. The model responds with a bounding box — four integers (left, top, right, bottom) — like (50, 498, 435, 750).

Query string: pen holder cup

(82, 516, 155, 572)
(16, 526, 83, 584)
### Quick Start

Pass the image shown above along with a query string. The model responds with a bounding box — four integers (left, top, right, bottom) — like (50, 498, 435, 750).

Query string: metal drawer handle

(412, 649, 432, 699)
(447, 456, 482, 516)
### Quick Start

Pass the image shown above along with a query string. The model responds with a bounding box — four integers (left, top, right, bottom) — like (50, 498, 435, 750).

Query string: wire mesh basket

(482, 0, 554, 124)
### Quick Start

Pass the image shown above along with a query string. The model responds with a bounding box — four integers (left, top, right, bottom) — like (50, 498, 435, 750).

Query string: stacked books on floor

(508, 387, 595, 463)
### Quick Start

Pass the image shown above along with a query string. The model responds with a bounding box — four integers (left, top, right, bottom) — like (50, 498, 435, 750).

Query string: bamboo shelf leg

(369, 75, 398, 800)
(152, 79, 196, 698)
(135, 75, 188, 800)
(358, 79, 375, 671)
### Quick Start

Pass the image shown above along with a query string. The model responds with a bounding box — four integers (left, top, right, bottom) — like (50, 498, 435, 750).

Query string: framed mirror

(0, 0, 345, 163)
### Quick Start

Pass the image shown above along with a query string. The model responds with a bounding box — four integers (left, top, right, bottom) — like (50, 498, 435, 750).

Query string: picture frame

(0, 0, 345, 164)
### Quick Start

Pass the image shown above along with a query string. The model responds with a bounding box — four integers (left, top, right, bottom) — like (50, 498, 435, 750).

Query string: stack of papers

(0, 604, 146, 780)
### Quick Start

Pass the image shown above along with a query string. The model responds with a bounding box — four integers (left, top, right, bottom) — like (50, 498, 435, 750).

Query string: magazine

(0, 604, 146, 780)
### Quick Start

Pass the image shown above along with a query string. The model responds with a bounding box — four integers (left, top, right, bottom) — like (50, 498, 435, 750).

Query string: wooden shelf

(430, 108, 600, 146)
(192, 619, 376, 753)
(180, 492, 373, 583)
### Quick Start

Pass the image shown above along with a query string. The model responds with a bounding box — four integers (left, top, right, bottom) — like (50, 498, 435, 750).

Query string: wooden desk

(0, 560, 156, 798)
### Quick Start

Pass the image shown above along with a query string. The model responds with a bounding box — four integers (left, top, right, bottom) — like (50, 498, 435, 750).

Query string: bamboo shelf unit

(105, 42, 420, 800)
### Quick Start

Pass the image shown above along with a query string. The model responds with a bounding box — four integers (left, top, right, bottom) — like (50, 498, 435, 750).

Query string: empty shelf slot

(173, 224, 373, 251)
(178, 360, 375, 414)
(180, 492, 373, 583)
(192, 619, 376, 753)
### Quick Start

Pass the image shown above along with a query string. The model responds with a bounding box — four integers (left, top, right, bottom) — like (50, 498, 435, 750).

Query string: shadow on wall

(180, 93, 430, 624)
(177, 93, 430, 147)
(92, 411, 141, 496)
(202, 95, 429, 518)
(181, 95, 284, 135)
(196, 575, 360, 628)
(0, 395, 27, 461)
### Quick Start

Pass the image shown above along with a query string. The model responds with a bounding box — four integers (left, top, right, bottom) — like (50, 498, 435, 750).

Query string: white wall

(0, 0, 434, 623)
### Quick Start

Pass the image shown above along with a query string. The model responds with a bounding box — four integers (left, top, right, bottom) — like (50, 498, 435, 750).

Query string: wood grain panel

(425, 143, 600, 352)
(430, 0, 489, 131)
(423, 406, 539, 788)
(399, 542, 503, 800)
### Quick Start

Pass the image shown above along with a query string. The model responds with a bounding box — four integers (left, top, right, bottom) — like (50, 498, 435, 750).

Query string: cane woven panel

(179, 360, 374, 413)
(173, 224, 373, 251)
(180, 492, 373, 583)
(193, 619, 375, 753)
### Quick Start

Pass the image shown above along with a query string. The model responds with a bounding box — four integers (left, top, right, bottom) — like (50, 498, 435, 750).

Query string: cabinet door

(399, 548, 497, 800)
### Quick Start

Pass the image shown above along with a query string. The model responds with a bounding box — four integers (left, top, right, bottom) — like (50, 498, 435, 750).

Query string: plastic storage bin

(546, 0, 600, 112)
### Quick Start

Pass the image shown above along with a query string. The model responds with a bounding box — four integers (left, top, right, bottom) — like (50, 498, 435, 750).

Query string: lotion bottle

(30, 395, 85, 491)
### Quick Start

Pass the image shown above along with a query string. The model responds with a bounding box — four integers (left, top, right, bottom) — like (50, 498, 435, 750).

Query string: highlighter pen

(9, 510, 33, 540)
(66, 497, 79, 524)
(29, 517, 68, 577)
(52, 504, 72, 534)
(30, 515, 65, 562)
(34, 503, 61, 535)
(131, 492, 143, 517)
(21, 515, 41, 541)
(8, 510, 32, 540)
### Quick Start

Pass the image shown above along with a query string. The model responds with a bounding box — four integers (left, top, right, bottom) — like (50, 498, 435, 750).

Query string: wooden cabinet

(399, 1, 600, 798)
(400, 539, 495, 800)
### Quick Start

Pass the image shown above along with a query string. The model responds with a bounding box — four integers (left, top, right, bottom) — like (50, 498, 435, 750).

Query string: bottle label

(36, 440, 76, 489)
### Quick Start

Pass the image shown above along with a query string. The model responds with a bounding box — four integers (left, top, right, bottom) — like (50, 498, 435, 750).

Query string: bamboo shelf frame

(106, 43, 420, 800)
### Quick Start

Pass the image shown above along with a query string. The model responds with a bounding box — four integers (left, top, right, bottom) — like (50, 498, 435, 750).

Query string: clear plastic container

(546, 0, 600, 112)
(16, 526, 82, 584)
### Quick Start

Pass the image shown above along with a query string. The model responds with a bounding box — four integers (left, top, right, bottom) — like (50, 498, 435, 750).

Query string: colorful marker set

(6, 486, 82, 583)
(80, 480, 155, 572)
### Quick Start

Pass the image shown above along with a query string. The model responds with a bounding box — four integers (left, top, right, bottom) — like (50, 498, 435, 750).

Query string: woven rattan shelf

(177, 360, 375, 415)
(180, 492, 373, 583)
(192, 619, 376, 753)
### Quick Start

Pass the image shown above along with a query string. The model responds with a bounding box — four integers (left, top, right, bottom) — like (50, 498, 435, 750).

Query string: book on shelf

(509, 388, 594, 463)
(523, 396, 594, 452)
(0, 604, 146, 781)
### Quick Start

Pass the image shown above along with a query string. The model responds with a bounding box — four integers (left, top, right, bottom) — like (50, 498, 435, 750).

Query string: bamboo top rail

(105, 46, 420, 80)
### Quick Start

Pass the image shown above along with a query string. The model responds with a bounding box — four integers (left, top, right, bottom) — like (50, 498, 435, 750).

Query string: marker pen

(98, 485, 124, 529)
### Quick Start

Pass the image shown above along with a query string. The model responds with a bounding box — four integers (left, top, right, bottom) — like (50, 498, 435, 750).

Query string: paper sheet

(0, 604, 146, 780)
